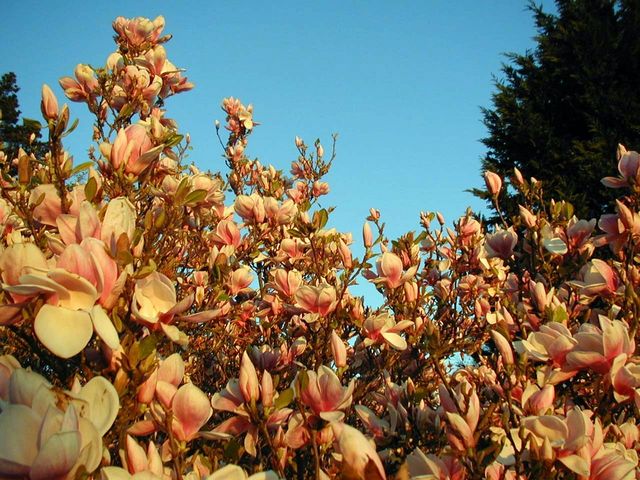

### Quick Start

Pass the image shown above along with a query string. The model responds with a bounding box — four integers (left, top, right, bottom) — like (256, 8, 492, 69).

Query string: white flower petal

(90, 305, 120, 349)
(34, 305, 93, 359)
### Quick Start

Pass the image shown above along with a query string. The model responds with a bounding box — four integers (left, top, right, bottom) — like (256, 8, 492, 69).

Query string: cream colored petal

(48, 269, 98, 310)
(76, 376, 120, 436)
(0, 404, 41, 474)
(77, 417, 103, 474)
(30, 430, 80, 480)
(34, 305, 93, 359)
(90, 305, 120, 350)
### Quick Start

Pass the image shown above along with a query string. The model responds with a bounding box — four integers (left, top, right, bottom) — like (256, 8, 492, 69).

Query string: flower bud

(40, 84, 59, 121)
(484, 171, 502, 196)
(330, 330, 347, 368)
(513, 167, 524, 186)
(363, 222, 373, 248)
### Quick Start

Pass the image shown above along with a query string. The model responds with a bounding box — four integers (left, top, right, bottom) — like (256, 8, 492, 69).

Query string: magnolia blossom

(439, 380, 480, 450)
(565, 317, 634, 374)
(372, 252, 417, 289)
(294, 284, 337, 316)
(484, 228, 518, 260)
(570, 259, 619, 297)
(234, 194, 266, 223)
(272, 269, 302, 298)
(102, 124, 162, 176)
(0, 361, 118, 479)
(204, 464, 281, 480)
(330, 422, 386, 480)
(296, 366, 354, 421)
(484, 171, 502, 196)
(131, 271, 190, 344)
(602, 144, 640, 188)
(41, 84, 59, 120)
(362, 313, 413, 351)
(112, 15, 165, 47)
(59, 64, 99, 102)
(101, 197, 137, 254)
(3, 241, 121, 358)
(100, 436, 166, 479)
(406, 449, 465, 480)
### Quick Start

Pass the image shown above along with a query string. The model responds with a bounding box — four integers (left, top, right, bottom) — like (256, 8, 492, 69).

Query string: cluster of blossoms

(1, 15, 640, 479)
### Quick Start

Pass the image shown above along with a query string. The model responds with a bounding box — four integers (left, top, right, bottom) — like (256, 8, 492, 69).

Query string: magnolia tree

(0, 15, 639, 480)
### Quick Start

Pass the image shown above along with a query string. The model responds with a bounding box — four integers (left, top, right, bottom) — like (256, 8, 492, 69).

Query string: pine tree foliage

(0, 72, 47, 162)
(477, 0, 640, 223)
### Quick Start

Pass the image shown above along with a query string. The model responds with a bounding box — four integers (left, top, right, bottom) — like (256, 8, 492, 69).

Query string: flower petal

(34, 305, 93, 359)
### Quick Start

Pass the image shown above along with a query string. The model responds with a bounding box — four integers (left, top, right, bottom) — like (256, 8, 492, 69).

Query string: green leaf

(174, 177, 191, 204)
(165, 134, 184, 148)
(312, 208, 328, 230)
(183, 189, 207, 206)
(274, 387, 294, 409)
(22, 118, 43, 130)
(70, 161, 94, 177)
(138, 335, 158, 361)
(84, 177, 97, 202)
(61, 118, 79, 137)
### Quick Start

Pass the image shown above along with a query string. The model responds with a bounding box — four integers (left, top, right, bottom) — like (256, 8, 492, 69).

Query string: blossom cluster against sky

(3, 0, 553, 240)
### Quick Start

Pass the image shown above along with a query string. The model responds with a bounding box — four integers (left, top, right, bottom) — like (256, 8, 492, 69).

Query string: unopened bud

(513, 167, 524, 186)
(295, 136, 303, 148)
(18, 154, 30, 184)
(484, 171, 502, 196)
(363, 222, 373, 248)
(316, 143, 324, 158)
(330, 330, 347, 368)
(40, 84, 59, 121)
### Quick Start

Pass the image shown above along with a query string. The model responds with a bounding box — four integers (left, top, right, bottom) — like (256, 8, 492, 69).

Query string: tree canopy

(477, 0, 640, 223)
(0, 72, 46, 162)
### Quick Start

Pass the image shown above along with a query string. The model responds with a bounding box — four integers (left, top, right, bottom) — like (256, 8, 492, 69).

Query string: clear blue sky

(3, 1, 554, 242)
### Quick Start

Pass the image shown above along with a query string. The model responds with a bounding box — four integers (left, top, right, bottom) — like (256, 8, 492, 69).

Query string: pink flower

(602, 144, 640, 188)
(565, 317, 634, 374)
(363, 222, 373, 248)
(571, 259, 619, 297)
(362, 313, 413, 351)
(112, 16, 165, 48)
(485, 228, 518, 260)
(104, 124, 162, 176)
(295, 284, 337, 316)
(330, 330, 348, 368)
(296, 366, 354, 421)
(484, 171, 502, 196)
(0, 367, 118, 480)
(40, 84, 59, 120)
(373, 252, 416, 289)
(171, 383, 213, 441)
(234, 194, 266, 223)
(239, 352, 260, 404)
(59, 64, 99, 102)
(29, 184, 62, 226)
(228, 267, 254, 295)
(406, 449, 464, 480)
(272, 269, 302, 298)
(330, 422, 386, 480)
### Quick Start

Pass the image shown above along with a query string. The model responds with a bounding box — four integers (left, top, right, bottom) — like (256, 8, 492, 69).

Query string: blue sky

(3, 1, 554, 242)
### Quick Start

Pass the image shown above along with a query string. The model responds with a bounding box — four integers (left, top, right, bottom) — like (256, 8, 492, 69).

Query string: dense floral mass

(1, 14, 640, 480)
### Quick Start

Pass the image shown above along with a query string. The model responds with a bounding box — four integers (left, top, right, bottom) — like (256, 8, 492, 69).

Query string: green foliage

(478, 0, 640, 223)
(0, 72, 47, 162)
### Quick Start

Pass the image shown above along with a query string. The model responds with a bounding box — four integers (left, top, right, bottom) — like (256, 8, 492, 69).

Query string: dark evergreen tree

(476, 0, 640, 223)
(0, 72, 47, 162)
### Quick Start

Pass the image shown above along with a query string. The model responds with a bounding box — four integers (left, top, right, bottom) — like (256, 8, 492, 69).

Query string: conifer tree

(477, 0, 640, 223)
